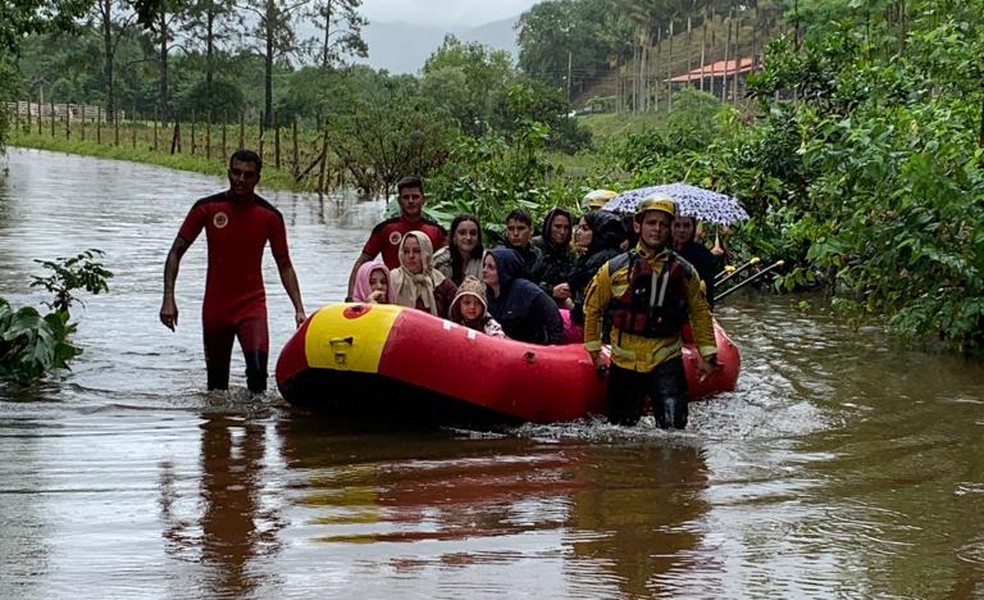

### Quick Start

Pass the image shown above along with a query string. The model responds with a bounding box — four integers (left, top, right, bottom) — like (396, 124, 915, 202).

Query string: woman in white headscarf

(390, 230, 458, 318)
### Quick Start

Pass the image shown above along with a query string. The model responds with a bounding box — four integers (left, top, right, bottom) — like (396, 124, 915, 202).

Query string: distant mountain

(360, 16, 520, 74)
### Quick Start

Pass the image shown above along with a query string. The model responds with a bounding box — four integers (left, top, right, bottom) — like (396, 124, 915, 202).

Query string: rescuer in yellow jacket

(582, 196, 717, 429)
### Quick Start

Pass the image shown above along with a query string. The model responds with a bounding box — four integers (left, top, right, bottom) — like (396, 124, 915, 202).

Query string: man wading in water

(582, 197, 717, 429)
(159, 149, 306, 393)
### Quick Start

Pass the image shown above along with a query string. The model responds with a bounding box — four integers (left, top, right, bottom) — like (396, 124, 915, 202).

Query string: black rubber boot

(244, 350, 268, 394)
(606, 365, 647, 426)
(651, 357, 690, 430)
(655, 394, 689, 429)
(206, 363, 230, 391)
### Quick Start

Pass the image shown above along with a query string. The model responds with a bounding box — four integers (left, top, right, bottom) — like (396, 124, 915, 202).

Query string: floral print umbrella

(604, 183, 750, 225)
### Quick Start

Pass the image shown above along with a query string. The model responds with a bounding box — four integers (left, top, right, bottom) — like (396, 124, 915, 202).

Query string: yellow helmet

(634, 196, 677, 221)
(582, 189, 618, 210)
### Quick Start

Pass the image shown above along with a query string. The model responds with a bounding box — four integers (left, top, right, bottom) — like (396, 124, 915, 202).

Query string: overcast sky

(362, 0, 541, 27)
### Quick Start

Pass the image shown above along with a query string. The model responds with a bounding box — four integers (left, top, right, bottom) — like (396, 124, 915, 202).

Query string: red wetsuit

(178, 192, 292, 390)
(362, 216, 447, 269)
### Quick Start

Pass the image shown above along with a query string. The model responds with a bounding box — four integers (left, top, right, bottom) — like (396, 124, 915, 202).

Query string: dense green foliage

(426, 121, 584, 244)
(597, 0, 984, 352)
(0, 0, 93, 149)
(517, 0, 787, 105)
(6, 0, 984, 356)
(9, 18, 590, 195)
(0, 299, 81, 384)
(1, 250, 114, 384)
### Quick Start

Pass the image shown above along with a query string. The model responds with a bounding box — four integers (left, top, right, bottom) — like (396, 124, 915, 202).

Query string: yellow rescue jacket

(582, 245, 716, 373)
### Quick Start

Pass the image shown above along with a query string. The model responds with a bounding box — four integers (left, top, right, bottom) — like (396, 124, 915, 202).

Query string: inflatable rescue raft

(276, 303, 740, 427)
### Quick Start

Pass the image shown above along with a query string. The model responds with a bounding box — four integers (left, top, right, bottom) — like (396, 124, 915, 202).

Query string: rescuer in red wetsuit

(345, 175, 446, 301)
(159, 149, 306, 393)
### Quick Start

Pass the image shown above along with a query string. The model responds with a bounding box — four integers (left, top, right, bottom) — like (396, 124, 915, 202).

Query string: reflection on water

(159, 413, 283, 599)
(562, 442, 709, 599)
(1, 148, 984, 599)
(275, 415, 712, 599)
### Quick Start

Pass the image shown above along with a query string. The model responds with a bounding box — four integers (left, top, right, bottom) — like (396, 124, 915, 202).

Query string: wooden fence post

(205, 114, 211, 160)
(257, 113, 264, 159)
(65, 105, 70, 139)
(114, 110, 120, 146)
(171, 122, 180, 154)
(153, 108, 158, 152)
(81, 103, 86, 141)
(274, 119, 281, 170)
(131, 108, 137, 149)
(97, 106, 102, 144)
(292, 121, 299, 178)
(50, 101, 55, 137)
(318, 125, 329, 193)
(238, 112, 245, 150)
(190, 113, 196, 156)
(221, 112, 227, 161)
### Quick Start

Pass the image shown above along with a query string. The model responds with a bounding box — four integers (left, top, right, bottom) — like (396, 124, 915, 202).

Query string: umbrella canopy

(605, 183, 749, 225)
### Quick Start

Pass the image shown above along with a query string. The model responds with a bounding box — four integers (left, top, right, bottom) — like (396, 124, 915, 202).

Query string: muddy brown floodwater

(1, 148, 982, 599)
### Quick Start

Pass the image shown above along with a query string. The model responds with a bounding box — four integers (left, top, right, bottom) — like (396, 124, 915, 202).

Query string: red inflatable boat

(276, 303, 739, 428)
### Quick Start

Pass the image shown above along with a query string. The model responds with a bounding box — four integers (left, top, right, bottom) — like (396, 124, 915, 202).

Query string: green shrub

(1, 249, 113, 384)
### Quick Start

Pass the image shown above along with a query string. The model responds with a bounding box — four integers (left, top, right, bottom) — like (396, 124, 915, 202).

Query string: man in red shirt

(346, 175, 447, 300)
(159, 149, 306, 393)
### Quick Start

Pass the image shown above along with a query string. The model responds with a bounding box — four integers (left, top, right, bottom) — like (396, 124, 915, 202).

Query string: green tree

(238, 0, 307, 128)
(177, 78, 243, 120)
(0, 0, 93, 53)
(304, 0, 367, 69)
(328, 68, 455, 197)
(91, 0, 137, 119)
(180, 0, 240, 118)
(421, 35, 515, 137)
(489, 77, 591, 152)
(0, 0, 94, 148)
(278, 65, 335, 125)
(133, 0, 185, 121)
(517, 0, 620, 96)
(18, 30, 105, 105)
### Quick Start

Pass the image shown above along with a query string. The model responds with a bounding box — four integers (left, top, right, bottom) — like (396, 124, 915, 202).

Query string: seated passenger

(671, 214, 717, 309)
(483, 248, 565, 345)
(498, 207, 543, 281)
(433, 213, 484, 285)
(569, 210, 627, 325)
(390, 231, 458, 318)
(351, 260, 392, 303)
(448, 275, 505, 338)
(531, 207, 576, 308)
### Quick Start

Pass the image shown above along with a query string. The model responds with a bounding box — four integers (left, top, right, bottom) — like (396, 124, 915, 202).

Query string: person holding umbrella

(672, 214, 717, 309)
(582, 196, 717, 429)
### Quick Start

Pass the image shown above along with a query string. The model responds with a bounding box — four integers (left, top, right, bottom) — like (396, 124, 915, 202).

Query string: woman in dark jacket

(671, 215, 717, 309)
(568, 210, 627, 325)
(483, 247, 565, 345)
(531, 207, 576, 307)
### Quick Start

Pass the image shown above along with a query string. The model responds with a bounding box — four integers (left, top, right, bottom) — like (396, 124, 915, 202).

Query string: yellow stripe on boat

(304, 303, 400, 373)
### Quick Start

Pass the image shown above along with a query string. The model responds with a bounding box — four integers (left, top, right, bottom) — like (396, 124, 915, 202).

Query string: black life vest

(609, 250, 690, 339)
